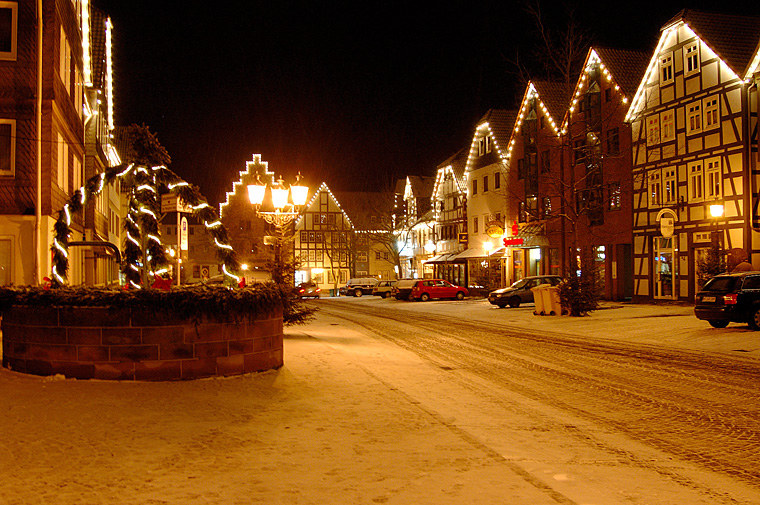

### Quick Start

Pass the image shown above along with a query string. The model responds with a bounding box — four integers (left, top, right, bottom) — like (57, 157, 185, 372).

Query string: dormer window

(478, 135, 492, 156)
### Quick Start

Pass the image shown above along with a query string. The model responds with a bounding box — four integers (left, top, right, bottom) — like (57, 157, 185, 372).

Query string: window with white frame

(705, 158, 721, 200)
(688, 161, 704, 202)
(684, 42, 700, 76)
(647, 115, 660, 145)
(472, 178, 477, 195)
(73, 155, 82, 194)
(648, 170, 662, 208)
(0, 2, 18, 61)
(703, 96, 719, 131)
(660, 52, 673, 85)
(57, 133, 68, 192)
(0, 119, 15, 176)
(660, 110, 675, 142)
(663, 167, 677, 205)
(687, 102, 702, 134)
(485, 135, 492, 153)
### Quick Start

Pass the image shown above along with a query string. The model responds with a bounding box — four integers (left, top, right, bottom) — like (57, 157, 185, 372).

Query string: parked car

(488, 275, 563, 308)
(391, 279, 417, 300)
(694, 271, 760, 329)
(409, 279, 469, 301)
(372, 280, 396, 298)
(296, 281, 321, 299)
(339, 277, 379, 297)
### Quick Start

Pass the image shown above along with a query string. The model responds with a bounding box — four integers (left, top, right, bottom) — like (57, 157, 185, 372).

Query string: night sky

(93, 0, 760, 206)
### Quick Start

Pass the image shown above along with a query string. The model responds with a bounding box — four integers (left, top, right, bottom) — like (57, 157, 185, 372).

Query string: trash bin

(532, 284, 547, 315)
(546, 286, 562, 315)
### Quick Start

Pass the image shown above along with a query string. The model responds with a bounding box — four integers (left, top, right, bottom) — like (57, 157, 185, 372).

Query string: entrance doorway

(654, 236, 676, 299)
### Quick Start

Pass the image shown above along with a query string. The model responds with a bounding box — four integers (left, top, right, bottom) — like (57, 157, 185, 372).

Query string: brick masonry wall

(1, 306, 284, 381)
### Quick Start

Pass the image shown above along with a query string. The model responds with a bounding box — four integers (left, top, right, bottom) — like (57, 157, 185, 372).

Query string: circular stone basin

(1, 305, 283, 380)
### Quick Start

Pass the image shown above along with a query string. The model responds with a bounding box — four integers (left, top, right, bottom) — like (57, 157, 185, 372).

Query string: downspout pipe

(34, 0, 43, 285)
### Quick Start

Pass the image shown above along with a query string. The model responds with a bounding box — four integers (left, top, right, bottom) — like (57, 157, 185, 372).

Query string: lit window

(660, 110, 675, 142)
(684, 43, 700, 76)
(688, 161, 703, 202)
(660, 53, 673, 85)
(663, 167, 677, 205)
(705, 158, 721, 200)
(0, 119, 15, 176)
(647, 115, 660, 145)
(0, 2, 17, 61)
(703, 96, 719, 131)
(543, 196, 552, 217)
(648, 170, 662, 208)
(608, 182, 621, 211)
(57, 132, 68, 192)
(687, 102, 702, 134)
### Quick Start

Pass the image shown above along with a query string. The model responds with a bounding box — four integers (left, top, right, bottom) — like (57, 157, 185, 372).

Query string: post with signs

(162, 194, 192, 286)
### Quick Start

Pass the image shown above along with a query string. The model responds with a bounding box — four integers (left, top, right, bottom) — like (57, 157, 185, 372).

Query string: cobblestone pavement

(316, 298, 760, 504)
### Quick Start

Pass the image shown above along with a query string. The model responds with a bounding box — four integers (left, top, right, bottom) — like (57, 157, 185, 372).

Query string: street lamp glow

(710, 204, 724, 218)
(483, 241, 493, 255)
(271, 178, 289, 209)
(241, 263, 249, 271)
(424, 241, 436, 254)
(247, 179, 266, 206)
(291, 173, 309, 206)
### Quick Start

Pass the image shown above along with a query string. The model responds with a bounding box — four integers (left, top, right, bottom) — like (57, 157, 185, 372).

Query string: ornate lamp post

(247, 173, 309, 284)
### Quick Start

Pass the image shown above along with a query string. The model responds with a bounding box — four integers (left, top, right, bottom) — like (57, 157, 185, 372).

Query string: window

(494, 171, 501, 189)
(647, 115, 660, 145)
(478, 136, 491, 155)
(660, 110, 675, 142)
(518, 159, 525, 179)
(542, 196, 552, 218)
(687, 102, 702, 134)
(660, 52, 673, 85)
(605, 88, 612, 102)
(0, 238, 11, 284)
(663, 167, 677, 205)
(0, 119, 15, 176)
(541, 150, 550, 172)
(518, 202, 526, 222)
(483, 175, 489, 192)
(526, 196, 538, 221)
(472, 179, 478, 195)
(472, 217, 478, 234)
(59, 28, 72, 95)
(608, 182, 621, 210)
(57, 133, 68, 192)
(606, 128, 619, 155)
(573, 140, 584, 164)
(684, 42, 700, 76)
(688, 161, 703, 202)
(485, 135, 492, 153)
(703, 96, 719, 131)
(649, 170, 662, 208)
(0, 2, 17, 61)
(705, 158, 721, 200)
(73, 155, 82, 193)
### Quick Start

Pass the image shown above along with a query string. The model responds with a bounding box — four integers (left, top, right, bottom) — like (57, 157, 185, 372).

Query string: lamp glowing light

(709, 204, 724, 218)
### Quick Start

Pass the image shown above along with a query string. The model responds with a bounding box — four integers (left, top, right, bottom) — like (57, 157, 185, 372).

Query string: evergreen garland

(50, 163, 241, 288)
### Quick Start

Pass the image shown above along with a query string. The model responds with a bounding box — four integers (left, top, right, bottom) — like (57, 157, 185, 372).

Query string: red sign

(503, 238, 524, 246)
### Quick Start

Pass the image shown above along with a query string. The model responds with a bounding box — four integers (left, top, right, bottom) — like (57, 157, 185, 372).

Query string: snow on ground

(0, 300, 757, 504)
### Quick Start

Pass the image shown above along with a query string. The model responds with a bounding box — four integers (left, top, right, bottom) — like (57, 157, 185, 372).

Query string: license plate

(702, 296, 716, 303)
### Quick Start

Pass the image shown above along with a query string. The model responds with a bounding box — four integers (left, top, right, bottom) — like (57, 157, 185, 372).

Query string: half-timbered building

(626, 10, 760, 301)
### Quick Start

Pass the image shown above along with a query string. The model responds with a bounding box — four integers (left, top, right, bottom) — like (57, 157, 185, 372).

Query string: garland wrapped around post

(50, 163, 241, 288)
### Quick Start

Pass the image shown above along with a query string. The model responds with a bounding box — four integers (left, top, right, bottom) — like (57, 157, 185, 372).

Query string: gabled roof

(297, 182, 354, 228)
(531, 81, 570, 127)
(627, 9, 760, 120)
(433, 148, 468, 198)
(405, 175, 435, 200)
(333, 190, 393, 229)
(464, 109, 518, 173)
(563, 47, 649, 129)
(666, 9, 760, 77)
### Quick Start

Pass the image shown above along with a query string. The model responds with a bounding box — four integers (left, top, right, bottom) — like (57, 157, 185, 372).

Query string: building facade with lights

(427, 148, 468, 286)
(396, 175, 435, 279)
(0, 0, 120, 286)
(626, 10, 760, 301)
(561, 47, 648, 300)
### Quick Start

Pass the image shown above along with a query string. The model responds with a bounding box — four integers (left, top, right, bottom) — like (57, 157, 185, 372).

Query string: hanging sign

(486, 221, 505, 238)
(161, 194, 192, 213)
(457, 233, 468, 245)
(180, 216, 189, 251)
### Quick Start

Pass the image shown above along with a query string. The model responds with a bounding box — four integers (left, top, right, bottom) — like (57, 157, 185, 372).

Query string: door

(654, 237, 676, 299)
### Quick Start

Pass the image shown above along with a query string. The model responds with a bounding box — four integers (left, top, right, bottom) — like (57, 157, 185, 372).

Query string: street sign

(457, 233, 468, 244)
(161, 194, 192, 213)
(180, 216, 188, 251)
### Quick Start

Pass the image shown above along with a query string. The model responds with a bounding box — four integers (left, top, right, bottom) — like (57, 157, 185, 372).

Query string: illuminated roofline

(218, 154, 273, 219)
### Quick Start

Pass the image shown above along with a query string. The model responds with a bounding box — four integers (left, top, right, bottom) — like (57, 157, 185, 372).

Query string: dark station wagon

(694, 271, 760, 329)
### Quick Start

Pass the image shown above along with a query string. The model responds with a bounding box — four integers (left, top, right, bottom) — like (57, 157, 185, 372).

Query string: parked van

(339, 278, 379, 297)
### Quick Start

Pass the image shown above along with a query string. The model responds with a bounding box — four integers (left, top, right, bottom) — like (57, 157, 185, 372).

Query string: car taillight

(299, 289, 304, 293)
(316, 288, 321, 292)
(723, 293, 738, 305)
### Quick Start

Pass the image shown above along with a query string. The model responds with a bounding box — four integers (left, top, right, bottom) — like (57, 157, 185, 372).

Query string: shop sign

(503, 238, 524, 246)
(457, 233, 468, 245)
(486, 221, 504, 238)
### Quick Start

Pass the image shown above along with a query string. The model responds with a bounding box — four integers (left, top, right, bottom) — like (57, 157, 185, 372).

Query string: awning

(512, 223, 549, 247)
(425, 252, 466, 264)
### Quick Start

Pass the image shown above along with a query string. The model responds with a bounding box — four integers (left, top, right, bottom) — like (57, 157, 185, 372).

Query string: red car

(410, 279, 468, 301)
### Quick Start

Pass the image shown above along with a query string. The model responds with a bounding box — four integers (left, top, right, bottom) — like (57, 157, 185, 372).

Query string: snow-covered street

(1, 298, 758, 504)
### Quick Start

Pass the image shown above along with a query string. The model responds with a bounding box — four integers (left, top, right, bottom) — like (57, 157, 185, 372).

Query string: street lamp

(483, 241, 493, 288)
(247, 172, 310, 284)
(248, 173, 309, 226)
(710, 203, 724, 248)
